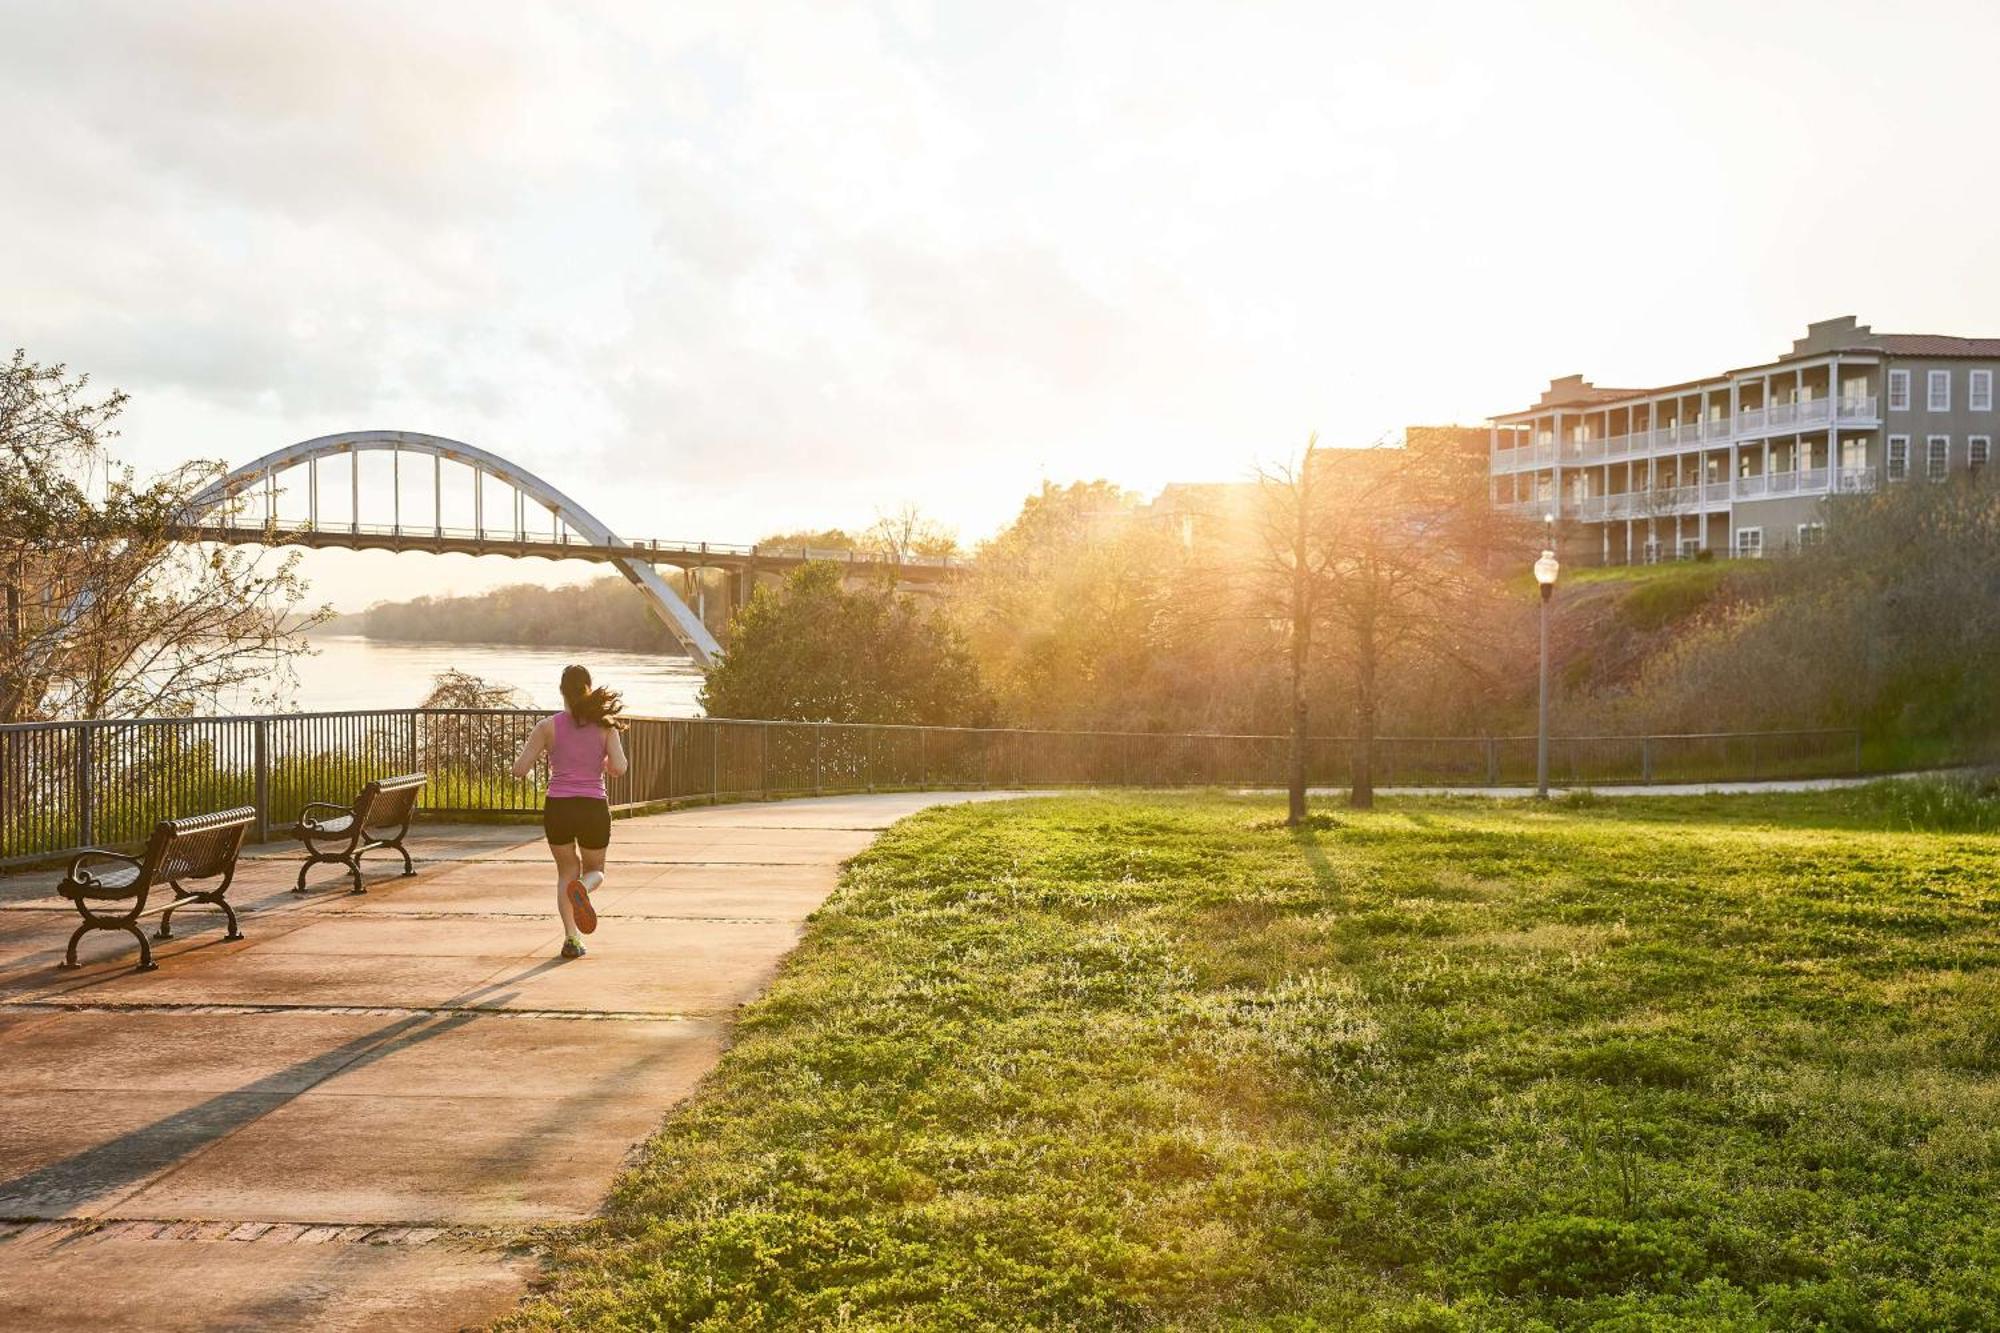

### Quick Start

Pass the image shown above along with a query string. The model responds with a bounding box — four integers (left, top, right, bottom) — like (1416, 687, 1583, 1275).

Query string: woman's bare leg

(552, 842, 581, 936)
(580, 845, 607, 893)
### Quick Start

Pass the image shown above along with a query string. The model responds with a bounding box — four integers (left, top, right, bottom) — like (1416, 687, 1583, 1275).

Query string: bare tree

(1, 351, 329, 722)
(1254, 435, 1331, 826)
(866, 503, 961, 565)
(1324, 437, 1522, 806)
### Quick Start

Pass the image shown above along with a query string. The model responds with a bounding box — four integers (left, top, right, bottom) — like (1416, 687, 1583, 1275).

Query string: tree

(960, 480, 1182, 729)
(865, 503, 960, 564)
(700, 561, 992, 724)
(1, 351, 327, 722)
(419, 668, 527, 710)
(1254, 436, 1331, 826)
(757, 526, 858, 553)
(1259, 434, 1517, 810)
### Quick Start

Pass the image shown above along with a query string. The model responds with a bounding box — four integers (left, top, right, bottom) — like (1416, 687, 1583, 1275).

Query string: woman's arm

(511, 719, 551, 779)
(604, 726, 630, 779)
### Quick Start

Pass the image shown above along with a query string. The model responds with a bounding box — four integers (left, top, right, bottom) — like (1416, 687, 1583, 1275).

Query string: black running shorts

(543, 796, 611, 850)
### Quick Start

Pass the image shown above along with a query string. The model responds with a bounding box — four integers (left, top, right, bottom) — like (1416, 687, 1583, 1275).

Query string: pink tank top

(546, 711, 609, 800)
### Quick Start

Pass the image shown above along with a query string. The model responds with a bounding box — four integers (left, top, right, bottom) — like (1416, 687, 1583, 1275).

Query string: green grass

(506, 791, 2000, 1330)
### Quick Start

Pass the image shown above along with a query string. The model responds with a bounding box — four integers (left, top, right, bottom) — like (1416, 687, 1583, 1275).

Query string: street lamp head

(1534, 549, 1560, 596)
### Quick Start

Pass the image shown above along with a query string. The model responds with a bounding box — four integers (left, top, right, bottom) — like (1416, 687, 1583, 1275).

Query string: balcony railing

(1836, 467, 1878, 493)
(1492, 400, 1880, 479)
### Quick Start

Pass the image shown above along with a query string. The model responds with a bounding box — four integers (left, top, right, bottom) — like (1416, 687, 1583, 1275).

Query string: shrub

(1847, 773, 2000, 833)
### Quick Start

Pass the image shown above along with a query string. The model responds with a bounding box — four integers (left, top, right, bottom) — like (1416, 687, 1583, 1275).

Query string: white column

(433, 453, 442, 536)
(1551, 411, 1564, 526)
(349, 447, 359, 534)
(1489, 425, 1499, 508)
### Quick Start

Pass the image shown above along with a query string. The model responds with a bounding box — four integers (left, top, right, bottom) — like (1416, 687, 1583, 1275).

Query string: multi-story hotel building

(1490, 316, 1998, 563)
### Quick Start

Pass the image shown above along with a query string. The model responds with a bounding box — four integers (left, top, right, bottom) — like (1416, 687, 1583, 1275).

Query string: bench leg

(59, 921, 92, 969)
(294, 855, 318, 894)
(348, 856, 366, 894)
(397, 842, 415, 876)
(128, 922, 157, 971)
(59, 921, 154, 972)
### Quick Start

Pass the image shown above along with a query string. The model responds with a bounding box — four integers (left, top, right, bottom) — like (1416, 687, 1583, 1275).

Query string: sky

(9, 0, 2000, 610)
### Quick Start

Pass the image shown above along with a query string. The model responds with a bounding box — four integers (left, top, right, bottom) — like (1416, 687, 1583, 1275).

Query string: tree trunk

(1287, 544, 1310, 826)
(1349, 633, 1376, 810)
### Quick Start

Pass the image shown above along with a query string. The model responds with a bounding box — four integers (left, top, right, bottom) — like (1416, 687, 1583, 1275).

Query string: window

(1928, 435, 1951, 481)
(1888, 435, 1911, 481)
(1798, 523, 1825, 549)
(1974, 369, 1994, 412)
(1973, 436, 1991, 473)
(1678, 537, 1701, 560)
(1929, 369, 1952, 411)
(1889, 369, 1911, 411)
(1735, 527, 1764, 559)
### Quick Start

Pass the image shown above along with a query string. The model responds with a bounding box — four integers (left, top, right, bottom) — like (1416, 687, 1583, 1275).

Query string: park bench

(291, 772, 427, 894)
(57, 805, 257, 973)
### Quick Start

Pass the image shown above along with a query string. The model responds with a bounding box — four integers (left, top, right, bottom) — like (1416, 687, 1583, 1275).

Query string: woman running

(512, 664, 629, 959)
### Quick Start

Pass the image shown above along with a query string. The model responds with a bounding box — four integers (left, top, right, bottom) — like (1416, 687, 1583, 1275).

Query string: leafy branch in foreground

(1, 349, 329, 721)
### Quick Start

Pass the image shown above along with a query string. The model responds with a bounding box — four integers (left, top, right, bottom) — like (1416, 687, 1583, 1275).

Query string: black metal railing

(0, 711, 1863, 867)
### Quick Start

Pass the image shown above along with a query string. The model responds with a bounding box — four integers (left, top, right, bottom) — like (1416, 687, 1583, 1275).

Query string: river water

(247, 635, 706, 716)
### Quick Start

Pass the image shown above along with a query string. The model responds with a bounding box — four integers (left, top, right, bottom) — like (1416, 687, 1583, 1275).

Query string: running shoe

(561, 936, 587, 959)
(566, 877, 598, 935)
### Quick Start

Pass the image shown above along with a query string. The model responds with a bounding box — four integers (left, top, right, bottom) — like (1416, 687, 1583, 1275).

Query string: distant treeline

(336, 577, 683, 652)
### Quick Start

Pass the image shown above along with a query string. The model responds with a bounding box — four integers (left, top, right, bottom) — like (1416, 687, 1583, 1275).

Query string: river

(246, 635, 706, 716)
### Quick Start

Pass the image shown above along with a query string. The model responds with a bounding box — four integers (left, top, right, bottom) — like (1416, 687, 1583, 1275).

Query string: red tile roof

(1874, 334, 2000, 358)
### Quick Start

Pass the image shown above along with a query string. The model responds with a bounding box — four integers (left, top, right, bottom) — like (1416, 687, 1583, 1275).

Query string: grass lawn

(507, 789, 2000, 1330)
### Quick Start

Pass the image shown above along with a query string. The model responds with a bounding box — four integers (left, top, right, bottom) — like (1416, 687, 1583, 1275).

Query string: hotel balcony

(1554, 467, 1879, 524)
(1491, 396, 1881, 475)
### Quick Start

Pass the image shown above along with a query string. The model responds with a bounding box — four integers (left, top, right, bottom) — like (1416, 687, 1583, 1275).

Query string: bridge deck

(189, 524, 960, 577)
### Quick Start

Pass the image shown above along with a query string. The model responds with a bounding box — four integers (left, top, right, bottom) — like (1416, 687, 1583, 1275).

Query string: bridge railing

(196, 518, 961, 569)
(0, 711, 1863, 867)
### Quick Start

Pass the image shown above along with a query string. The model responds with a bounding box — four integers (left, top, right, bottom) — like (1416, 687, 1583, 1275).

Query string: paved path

(1272, 773, 1921, 798)
(0, 793, 1031, 1331)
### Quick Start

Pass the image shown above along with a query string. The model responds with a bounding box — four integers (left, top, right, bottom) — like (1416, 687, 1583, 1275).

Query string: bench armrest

(66, 848, 142, 886)
(296, 802, 353, 827)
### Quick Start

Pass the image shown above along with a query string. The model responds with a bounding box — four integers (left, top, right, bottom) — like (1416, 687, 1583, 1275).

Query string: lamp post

(1534, 536, 1561, 798)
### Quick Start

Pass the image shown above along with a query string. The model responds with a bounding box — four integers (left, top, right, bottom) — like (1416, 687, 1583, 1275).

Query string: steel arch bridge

(187, 431, 735, 661)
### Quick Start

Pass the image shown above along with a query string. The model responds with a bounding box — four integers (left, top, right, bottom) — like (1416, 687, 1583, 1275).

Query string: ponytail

(559, 664, 626, 731)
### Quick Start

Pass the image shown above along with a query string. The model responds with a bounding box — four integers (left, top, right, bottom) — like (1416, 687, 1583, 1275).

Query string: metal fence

(0, 711, 1863, 867)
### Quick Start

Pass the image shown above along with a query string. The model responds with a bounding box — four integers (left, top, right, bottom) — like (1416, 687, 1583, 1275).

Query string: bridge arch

(188, 430, 723, 665)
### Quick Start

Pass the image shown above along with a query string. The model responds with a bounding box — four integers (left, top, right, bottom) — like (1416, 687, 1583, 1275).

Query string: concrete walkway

(0, 792, 1030, 1332)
